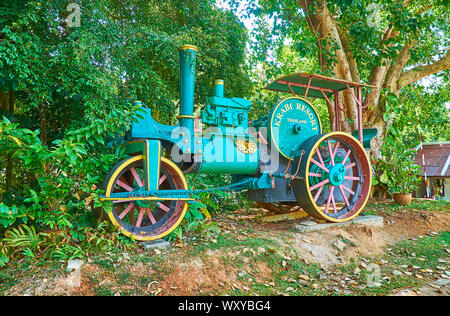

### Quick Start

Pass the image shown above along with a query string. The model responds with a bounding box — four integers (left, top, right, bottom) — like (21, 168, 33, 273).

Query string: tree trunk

(1, 91, 15, 191)
(296, 0, 450, 159)
(39, 102, 48, 146)
(297, 0, 359, 133)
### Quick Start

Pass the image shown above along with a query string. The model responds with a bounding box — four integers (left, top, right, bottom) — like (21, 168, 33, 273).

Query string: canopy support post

(319, 89, 335, 131)
(287, 82, 295, 95)
(334, 90, 340, 132)
(357, 86, 363, 144)
(304, 76, 312, 98)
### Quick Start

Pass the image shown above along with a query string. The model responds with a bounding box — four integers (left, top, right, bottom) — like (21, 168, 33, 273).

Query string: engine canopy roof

(265, 73, 375, 99)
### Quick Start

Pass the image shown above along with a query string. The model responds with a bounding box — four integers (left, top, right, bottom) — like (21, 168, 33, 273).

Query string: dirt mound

(288, 209, 450, 267)
(158, 251, 237, 295)
(290, 226, 383, 267)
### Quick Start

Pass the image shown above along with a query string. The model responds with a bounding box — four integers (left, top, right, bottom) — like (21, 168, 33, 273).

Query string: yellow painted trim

(178, 44, 198, 52)
(176, 115, 197, 119)
(146, 142, 150, 190)
(214, 79, 224, 85)
(269, 96, 322, 160)
(125, 139, 145, 147)
(106, 155, 143, 195)
(305, 132, 372, 223)
(156, 142, 160, 190)
(104, 155, 189, 241)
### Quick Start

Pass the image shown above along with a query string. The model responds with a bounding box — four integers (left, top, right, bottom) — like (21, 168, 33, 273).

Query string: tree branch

(383, 38, 417, 92)
(398, 49, 450, 89)
(364, 26, 400, 123)
(336, 24, 360, 83)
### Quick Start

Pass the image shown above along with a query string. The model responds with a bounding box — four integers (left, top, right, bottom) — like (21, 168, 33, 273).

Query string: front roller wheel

(101, 155, 188, 241)
(292, 132, 372, 222)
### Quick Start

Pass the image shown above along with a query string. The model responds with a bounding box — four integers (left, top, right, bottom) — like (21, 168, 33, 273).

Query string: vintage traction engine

(100, 45, 374, 241)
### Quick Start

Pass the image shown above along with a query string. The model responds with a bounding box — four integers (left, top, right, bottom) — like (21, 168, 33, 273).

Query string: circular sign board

(267, 97, 322, 160)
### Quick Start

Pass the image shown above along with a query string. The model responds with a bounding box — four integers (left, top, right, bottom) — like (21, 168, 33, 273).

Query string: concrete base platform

(294, 215, 383, 233)
(142, 239, 171, 250)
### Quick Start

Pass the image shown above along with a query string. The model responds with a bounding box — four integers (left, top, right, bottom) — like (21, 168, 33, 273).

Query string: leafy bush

(166, 196, 220, 243)
(0, 221, 136, 264)
(0, 113, 136, 232)
(3, 225, 44, 258)
(0, 203, 28, 228)
(375, 137, 422, 195)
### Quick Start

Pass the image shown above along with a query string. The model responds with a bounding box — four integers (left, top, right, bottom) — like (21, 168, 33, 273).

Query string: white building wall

(445, 179, 450, 201)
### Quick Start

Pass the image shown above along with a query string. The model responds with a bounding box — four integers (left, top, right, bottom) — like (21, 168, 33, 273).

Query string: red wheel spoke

(159, 174, 167, 185)
(342, 149, 352, 165)
(309, 172, 322, 177)
(313, 185, 324, 202)
(316, 148, 325, 166)
(115, 204, 123, 214)
(119, 203, 135, 219)
(344, 176, 360, 181)
(311, 158, 329, 173)
(144, 208, 156, 225)
(345, 162, 356, 170)
(338, 185, 350, 207)
(340, 184, 355, 195)
(325, 186, 335, 213)
(136, 209, 145, 227)
(310, 178, 329, 191)
(157, 202, 170, 212)
(116, 179, 133, 192)
(130, 168, 144, 187)
(331, 190, 337, 213)
(332, 141, 340, 161)
(327, 140, 335, 166)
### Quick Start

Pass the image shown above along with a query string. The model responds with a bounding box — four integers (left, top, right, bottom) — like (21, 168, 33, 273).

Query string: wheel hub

(328, 163, 346, 186)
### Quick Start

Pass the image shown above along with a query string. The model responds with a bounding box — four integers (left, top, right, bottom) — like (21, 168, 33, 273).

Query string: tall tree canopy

(231, 0, 449, 156)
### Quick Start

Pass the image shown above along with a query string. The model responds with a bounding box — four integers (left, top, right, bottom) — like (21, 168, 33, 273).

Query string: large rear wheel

(293, 132, 371, 222)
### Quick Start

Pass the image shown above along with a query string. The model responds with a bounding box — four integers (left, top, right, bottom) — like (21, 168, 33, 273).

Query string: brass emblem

(235, 138, 257, 154)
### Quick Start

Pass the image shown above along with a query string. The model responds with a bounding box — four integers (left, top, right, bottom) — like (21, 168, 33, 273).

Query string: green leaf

(380, 171, 389, 184)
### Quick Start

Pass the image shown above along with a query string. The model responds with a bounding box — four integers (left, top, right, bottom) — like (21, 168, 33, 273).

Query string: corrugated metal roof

(415, 142, 450, 177)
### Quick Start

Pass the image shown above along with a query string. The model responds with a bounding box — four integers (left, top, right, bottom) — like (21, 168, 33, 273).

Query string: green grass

(364, 199, 450, 216)
(0, 269, 19, 292)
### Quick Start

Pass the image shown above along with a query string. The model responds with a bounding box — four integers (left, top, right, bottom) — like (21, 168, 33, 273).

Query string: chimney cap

(178, 44, 198, 52)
